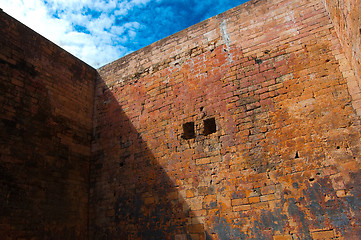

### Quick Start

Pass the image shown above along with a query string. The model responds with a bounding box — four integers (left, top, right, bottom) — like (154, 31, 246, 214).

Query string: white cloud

(131, 0, 152, 6)
(0, 0, 149, 68)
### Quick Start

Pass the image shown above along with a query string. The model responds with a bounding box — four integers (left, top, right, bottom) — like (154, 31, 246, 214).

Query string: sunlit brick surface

(91, 0, 361, 238)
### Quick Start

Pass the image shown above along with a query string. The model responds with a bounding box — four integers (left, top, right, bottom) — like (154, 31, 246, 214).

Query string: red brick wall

(92, 0, 361, 239)
(0, 11, 96, 239)
(324, 0, 361, 120)
(324, 0, 361, 96)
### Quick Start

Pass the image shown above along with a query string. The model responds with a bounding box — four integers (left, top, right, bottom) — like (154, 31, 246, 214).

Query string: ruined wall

(324, 0, 361, 97)
(0, 11, 96, 239)
(1, 0, 360, 238)
(92, 0, 361, 238)
(324, 0, 361, 121)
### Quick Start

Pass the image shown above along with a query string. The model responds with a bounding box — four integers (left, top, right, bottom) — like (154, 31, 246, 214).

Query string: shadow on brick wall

(90, 77, 210, 240)
(0, 12, 93, 238)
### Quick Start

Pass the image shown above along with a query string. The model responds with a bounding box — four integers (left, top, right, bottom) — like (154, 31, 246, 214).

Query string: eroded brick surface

(1, 0, 361, 239)
(325, 0, 361, 87)
(0, 11, 96, 239)
(92, 0, 361, 239)
(324, 0, 361, 118)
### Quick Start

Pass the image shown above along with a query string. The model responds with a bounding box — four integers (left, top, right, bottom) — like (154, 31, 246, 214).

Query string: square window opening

(204, 118, 216, 135)
(182, 122, 195, 139)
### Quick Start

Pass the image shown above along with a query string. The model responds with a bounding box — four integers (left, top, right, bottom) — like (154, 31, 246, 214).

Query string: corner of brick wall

(323, 0, 361, 117)
(0, 10, 97, 239)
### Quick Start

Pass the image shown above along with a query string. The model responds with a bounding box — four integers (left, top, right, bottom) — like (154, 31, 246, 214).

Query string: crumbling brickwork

(1, 0, 361, 239)
(324, 0, 361, 87)
(92, 0, 361, 238)
(0, 11, 96, 239)
(324, 0, 361, 123)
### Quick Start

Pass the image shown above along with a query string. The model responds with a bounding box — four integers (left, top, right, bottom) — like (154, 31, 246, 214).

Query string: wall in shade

(0, 10, 96, 240)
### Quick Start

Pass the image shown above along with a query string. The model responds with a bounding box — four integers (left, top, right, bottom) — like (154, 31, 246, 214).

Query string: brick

(188, 224, 204, 233)
(233, 204, 251, 212)
(273, 235, 293, 240)
(188, 197, 203, 211)
(260, 194, 276, 202)
(195, 157, 210, 165)
(232, 198, 249, 206)
(261, 185, 276, 195)
(311, 230, 335, 239)
(186, 189, 195, 198)
(249, 196, 261, 203)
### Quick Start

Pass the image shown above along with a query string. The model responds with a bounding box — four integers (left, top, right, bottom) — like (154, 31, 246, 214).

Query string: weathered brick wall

(0, 11, 96, 239)
(324, 0, 361, 94)
(324, 0, 361, 118)
(92, 0, 361, 239)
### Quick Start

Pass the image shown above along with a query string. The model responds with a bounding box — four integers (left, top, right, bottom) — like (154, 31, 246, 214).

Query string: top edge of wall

(0, 9, 97, 71)
(97, 0, 269, 70)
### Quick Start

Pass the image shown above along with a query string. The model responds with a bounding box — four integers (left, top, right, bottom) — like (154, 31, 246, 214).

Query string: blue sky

(1, 0, 248, 68)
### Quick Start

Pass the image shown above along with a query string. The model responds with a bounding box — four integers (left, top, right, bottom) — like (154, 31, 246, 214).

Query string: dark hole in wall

(255, 58, 263, 64)
(204, 118, 216, 136)
(182, 122, 195, 139)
